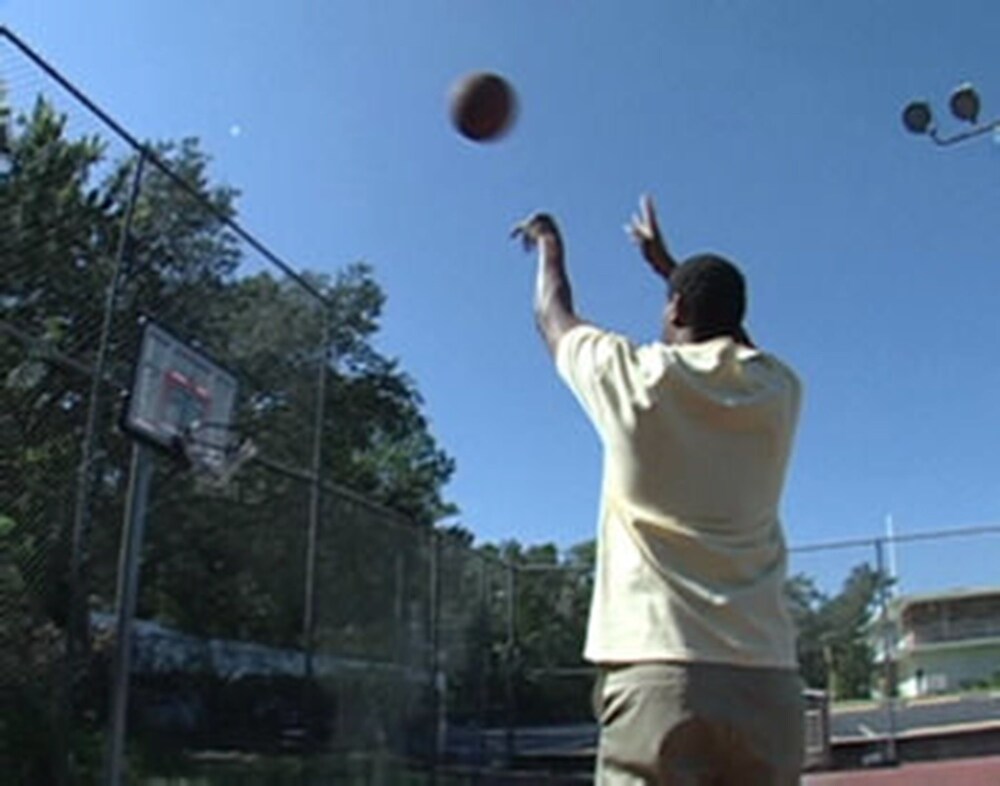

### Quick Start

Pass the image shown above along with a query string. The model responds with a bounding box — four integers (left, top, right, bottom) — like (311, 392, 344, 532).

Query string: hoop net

(178, 421, 258, 490)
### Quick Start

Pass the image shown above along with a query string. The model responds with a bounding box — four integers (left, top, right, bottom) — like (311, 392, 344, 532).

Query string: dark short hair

(669, 253, 746, 337)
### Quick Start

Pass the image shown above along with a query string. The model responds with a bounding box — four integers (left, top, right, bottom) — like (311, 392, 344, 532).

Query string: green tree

(788, 563, 893, 700)
(0, 97, 115, 622)
(99, 148, 454, 644)
(1, 92, 459, 772)
(786, 572, 828, 688)
(0, 94, 121, 786)
(462, 539, 594, 725)
(131, 261, 457, 649)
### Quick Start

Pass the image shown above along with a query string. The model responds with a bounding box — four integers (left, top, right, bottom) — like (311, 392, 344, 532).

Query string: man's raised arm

(511, 212, 583, 356)
(628, 194, 755, 348)
(627, 194, 679, 281)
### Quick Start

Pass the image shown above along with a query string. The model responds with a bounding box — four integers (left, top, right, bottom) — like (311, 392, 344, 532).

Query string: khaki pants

(593, 662, 804, 786)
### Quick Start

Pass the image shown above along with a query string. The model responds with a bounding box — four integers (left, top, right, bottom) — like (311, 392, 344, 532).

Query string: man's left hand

(626, 194, 676, 280)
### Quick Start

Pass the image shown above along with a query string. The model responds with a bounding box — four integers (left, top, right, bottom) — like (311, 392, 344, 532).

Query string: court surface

(804, 754, 1000, 785)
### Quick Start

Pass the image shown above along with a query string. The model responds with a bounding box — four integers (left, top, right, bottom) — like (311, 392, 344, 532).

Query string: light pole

(902, 82, 1000, 147)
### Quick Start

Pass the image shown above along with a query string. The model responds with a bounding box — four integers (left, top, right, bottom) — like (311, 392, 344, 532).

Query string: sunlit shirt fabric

(556, 325, 801, 668)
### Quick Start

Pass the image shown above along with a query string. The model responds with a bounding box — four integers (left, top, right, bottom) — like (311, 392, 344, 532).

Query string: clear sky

(4, 2, 1000, 594)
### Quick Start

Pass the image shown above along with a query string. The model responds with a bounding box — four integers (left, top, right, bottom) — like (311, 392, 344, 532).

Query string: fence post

(302, 306, 330, 685)
(428, 529, 442, 783)
(61, 150, 146, 786)
(394, 550, 405, 663)
(299, 305, 330, 786)
(874, 538, 899, 764)
(477, 554, 489, 765)
(504, 561, 517, 765)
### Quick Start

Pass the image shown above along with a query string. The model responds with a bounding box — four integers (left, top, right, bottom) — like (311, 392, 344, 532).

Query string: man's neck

(664, 326, 738, 345)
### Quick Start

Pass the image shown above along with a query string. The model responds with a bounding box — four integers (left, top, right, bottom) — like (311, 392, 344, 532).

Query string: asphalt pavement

(447, 692, 1000, 763)
(830, 692, 1000, 740)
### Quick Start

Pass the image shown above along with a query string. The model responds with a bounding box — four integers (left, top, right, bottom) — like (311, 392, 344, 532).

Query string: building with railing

(891, 587, 1000, 697)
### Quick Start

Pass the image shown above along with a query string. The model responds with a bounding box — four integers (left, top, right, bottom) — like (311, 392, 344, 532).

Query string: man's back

(556, 325, 801, 668)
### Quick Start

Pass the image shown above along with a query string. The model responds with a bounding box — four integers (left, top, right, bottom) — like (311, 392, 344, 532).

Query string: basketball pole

(103, 442, 156, 786)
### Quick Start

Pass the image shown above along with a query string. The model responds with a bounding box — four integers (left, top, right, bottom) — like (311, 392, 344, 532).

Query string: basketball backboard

(123, 320, 238, 458)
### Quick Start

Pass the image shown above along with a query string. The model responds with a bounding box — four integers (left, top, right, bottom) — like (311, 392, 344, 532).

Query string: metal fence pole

(428, 529, 442, 784)
(302, 307, 330, 684)
(395, 550, 405, 663)
(874, 538, 899, 764)
(61, 150, 146, 786)
(477, 554, 489, 765)
(301, 306, 330, 777)
(504, 561, 517, 765)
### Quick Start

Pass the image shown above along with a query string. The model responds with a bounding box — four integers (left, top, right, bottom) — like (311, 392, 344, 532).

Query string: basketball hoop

(176, 420, 258, 490)
(122, 320, 255, 491)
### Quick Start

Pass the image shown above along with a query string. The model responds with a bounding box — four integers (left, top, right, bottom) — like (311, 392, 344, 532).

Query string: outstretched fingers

(640, 193, 659, 236)
(510, 212, 558, 251)
(626, 194, 658, 246)
(625, 193, 676, 279)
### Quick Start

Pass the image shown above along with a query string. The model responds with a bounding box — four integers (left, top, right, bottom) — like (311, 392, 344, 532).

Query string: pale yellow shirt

(556, 324, 801, 669)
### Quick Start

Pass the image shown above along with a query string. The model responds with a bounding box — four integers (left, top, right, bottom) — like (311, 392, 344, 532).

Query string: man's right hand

(511, 212, 561, 252)
(626, 194, 677, 281)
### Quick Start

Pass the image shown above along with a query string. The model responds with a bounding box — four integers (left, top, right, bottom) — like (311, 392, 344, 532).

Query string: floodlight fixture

(902, 101, 934, 135)
(902, 82, 999, 147)
(949, 83, 980, 124)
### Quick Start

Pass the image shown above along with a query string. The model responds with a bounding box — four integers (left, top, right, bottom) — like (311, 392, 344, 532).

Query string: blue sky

(4, 2, 1000, 594)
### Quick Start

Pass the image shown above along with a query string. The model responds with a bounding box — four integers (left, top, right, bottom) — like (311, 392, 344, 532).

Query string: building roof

(895, 586, 1000, 613)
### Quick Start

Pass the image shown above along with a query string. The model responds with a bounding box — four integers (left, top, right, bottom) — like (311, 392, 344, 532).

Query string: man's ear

(669, 292, 688, 327)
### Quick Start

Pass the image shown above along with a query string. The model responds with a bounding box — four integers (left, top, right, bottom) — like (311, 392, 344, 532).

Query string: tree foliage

(454, 538, 595, 725)
(788, 563, 893, 699)
(461, 536, 894, 720)
(1, 95, 455, 710)
(0, 91, 468, 779)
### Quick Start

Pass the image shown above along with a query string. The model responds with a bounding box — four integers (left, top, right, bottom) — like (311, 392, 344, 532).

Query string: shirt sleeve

(554, 324, 649, 438)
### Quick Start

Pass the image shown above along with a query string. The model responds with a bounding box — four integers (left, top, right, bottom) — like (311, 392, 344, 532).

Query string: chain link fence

(5, 24, 1000, 786)
(510, 525, 1000, 774)
(0, 25, 508, 786)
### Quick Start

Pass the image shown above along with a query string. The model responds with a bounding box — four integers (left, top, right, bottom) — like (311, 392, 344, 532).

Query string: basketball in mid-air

(449, 72, 517, 142)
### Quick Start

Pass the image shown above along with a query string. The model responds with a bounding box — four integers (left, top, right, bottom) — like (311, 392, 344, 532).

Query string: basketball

(449, 72, 517, 142)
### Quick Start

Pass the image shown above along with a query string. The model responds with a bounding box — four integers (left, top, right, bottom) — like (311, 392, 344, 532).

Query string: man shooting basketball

(512, 196, 804, 785)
